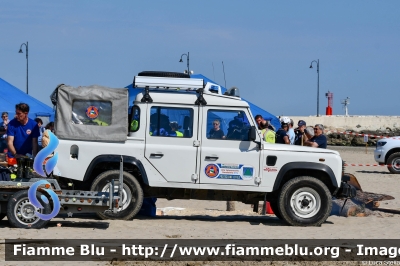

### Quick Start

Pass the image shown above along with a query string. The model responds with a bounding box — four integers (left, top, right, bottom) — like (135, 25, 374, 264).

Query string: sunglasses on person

(213, 123, 219, 125)
(313, 128, 320, 131)
(1, 116, 7, 118)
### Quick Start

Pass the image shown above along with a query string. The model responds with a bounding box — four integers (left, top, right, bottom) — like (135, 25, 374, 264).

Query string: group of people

(1, 103, 55, 164)
(255, 114, 327, 149)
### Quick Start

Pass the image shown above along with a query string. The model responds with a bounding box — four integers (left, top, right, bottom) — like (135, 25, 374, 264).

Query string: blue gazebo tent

(0, 78, 54, 124)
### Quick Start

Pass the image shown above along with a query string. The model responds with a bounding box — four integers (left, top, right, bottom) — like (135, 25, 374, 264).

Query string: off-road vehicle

(52, 71, 355, 226)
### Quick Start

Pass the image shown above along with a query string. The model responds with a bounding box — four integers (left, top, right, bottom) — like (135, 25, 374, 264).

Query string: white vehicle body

(53, 72, 354, 226)
(56, 90, 343, 192)
(374, 137, 400, 174)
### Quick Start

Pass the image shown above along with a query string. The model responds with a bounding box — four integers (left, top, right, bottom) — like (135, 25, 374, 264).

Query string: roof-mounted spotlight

(225, 86, 240, 97)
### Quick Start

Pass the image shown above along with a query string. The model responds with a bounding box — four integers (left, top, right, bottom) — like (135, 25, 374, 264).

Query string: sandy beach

(1, 146, 399, 265)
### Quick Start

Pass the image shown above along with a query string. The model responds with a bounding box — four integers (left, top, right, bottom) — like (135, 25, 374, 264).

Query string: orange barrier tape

(344, 163, 399, 167)
(327, 131, 400, 139)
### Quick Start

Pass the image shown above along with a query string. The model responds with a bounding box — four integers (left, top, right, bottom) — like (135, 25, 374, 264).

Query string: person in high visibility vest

(260, 120, 276, 143)
(169, 121, 183, 137)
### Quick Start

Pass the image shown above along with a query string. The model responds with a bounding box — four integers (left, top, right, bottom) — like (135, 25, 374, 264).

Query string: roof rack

(133, 75, 209, 105)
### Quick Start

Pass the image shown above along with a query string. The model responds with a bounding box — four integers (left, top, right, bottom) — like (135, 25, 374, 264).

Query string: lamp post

(179, 52, 190, 74)
(309, 59, 319, 117)
(18, 42, 29, 94)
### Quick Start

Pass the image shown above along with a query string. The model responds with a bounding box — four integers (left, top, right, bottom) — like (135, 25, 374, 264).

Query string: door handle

(205, 156, 219, 160)
(150, 153, 164, 158)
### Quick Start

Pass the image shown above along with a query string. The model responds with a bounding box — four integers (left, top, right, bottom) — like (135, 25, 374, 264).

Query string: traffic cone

(266, 201, 274, 214)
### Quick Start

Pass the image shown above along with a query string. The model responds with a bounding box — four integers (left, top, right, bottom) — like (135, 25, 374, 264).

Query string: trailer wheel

(387, 152, 400, 174)
(90, 170, 143, 220)
(7, 190, 51, 229)
(277, 176, 332, 226)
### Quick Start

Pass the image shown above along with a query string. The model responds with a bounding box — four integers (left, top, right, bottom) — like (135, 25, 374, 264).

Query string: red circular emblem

(205, 164, 219, 178)
(86, 106, 99, 119)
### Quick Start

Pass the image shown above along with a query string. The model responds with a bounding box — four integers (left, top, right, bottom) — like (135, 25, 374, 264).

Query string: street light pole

(179, 52, 190, 74)
(18, 42, 29, 94)
(309, 59, 319, 117)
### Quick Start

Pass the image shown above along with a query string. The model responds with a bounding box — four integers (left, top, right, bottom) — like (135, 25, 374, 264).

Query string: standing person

(255, 114, 275, 131)
(0, 112, 10, 152)
(208, 120, 225, 139)
(34, 118, 45, 150)
(260, 120, 276, 143)
(276, 117, 290, 144)
(254, 114, 264, 130)
(304, 124, 327, 148)
(6, 103, 40, 162)
(45, 122, 55, 133)
(288, 119, 295, 145)
(294, 120, 313, 146)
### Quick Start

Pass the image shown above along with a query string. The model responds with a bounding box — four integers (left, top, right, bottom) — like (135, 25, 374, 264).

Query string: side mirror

(249, 126, 256, 141)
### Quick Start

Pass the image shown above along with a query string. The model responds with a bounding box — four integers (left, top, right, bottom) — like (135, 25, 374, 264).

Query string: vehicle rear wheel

(7, 190, 51, 229)
(90, 170, 143, 220)
(277, 176, 332, 226)
(387, 152, 400, 174)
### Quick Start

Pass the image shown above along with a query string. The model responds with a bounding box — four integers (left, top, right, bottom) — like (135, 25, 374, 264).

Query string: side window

(129, 106, 140, 132)
(150, 106, 193, 138)
(72, 100, 112, 126)
(207, 110, 251, 141)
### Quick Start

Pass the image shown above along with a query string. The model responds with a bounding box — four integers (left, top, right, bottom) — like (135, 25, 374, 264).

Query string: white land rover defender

(52, 71, 355, 226)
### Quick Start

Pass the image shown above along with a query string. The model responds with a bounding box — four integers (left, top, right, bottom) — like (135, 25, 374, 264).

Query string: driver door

(198, 107, 261, 187)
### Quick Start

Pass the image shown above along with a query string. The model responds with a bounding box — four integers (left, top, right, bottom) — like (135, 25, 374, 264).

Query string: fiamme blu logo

(28, 130, 60, 220)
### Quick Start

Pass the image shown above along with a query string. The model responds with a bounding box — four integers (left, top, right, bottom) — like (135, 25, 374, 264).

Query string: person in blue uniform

(7, 103, 40, 159)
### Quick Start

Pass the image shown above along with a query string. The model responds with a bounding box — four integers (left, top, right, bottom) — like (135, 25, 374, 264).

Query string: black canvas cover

(55, 85, 128, 142)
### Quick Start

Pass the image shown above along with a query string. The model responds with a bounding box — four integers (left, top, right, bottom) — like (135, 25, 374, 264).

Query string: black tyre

(277, 176, 332, 226)
(7, 190, 51, 229)
(90, 170, 143, 220)
(138, 71, 190, 78)
(268, 200, 283, 220)
(387, 152, 400, 174)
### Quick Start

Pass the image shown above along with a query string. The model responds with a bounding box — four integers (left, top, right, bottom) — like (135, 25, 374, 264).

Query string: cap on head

(298, 120, 306, 127)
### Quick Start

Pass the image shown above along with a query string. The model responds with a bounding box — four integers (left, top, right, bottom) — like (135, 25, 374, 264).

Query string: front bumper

(374, 148, 385, 163)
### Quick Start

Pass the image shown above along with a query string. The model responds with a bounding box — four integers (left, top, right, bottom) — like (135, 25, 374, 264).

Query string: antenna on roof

(222, 61, 227, 88)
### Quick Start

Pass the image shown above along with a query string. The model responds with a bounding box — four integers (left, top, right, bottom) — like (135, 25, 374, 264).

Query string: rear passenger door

(198, 107, 261, 187)
(144, 104, 198, 183)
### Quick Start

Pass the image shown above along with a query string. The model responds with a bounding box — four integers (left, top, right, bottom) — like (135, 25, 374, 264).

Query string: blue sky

(1, 1, 399, 116)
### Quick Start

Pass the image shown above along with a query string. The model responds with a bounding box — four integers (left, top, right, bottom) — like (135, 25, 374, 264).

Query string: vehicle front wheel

(7, 190, 51, 229)
(387, 152, 400, 174)
(277, 176, 332, 226)
(90, 170, 143, 220)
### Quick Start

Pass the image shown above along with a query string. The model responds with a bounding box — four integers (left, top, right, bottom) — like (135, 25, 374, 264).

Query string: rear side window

(129, 106, 140, 132)
(150, 106, 193, 138)
(207, 110, 251, 141)
(72, 100, 112, 126)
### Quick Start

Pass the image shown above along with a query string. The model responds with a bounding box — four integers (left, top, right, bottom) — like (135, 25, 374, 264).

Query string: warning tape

(327, 131, 400, 139)
(344, 163, 399, 167)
